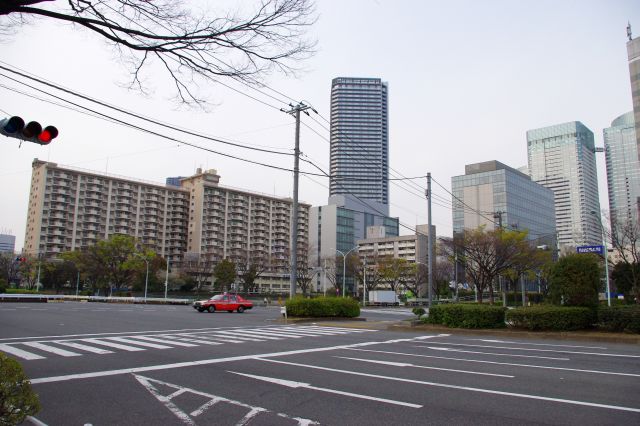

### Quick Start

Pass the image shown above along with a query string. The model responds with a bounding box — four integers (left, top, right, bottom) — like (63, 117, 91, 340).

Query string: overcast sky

(1, 0, 639, 251)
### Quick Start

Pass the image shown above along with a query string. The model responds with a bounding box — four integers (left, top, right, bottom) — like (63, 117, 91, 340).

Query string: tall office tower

(527, 122, 601, 250)
(451, 161, 556, 248)
(0, 233, 16, 253)
(329, 77, 389, 215)
(604, 112, 640, 234)
(627, 24, 640, 159)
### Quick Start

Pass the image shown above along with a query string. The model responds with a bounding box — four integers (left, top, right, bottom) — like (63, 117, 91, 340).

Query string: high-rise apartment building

(24, 160, 309, 294)
(527, 122, 601, 249)
(24, 159, 189, 261)
(604, 112, 640, 233)
(627, 25, 640, 159)
(451, 160, 556, 248)
(330, 77, 389, 215)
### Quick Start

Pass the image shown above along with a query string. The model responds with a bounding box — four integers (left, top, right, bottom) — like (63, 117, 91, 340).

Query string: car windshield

(210, 295, 224, 301)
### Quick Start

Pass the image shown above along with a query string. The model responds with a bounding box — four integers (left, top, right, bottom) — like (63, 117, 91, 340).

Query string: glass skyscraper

(627, 26, 640, 160)
(527, 121, 601, 250)
(451, 161, 556, 247)
(329, 77, 389, 215)
(604, 112, 639, 233)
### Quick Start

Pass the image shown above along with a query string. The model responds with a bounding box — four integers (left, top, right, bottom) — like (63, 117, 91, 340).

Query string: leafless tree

(181, 252, 216, 294)
(1, 0, 316, 105)
(608, 210, 640, 301)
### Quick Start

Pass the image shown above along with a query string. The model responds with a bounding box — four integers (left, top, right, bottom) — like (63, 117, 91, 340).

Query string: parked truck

(368, 290, 398, 306)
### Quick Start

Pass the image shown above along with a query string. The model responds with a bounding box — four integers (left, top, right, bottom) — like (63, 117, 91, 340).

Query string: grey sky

(1, 0, 638, 250)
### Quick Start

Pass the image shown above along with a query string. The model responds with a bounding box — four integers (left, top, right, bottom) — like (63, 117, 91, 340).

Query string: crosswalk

(0, 325, 375, 361)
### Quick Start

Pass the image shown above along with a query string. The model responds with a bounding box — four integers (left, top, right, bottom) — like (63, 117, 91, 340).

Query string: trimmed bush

(0, 353, 40, 424)
(548, 254, 600, 307)
(6, 289, 39, 294)
(285, 297, 360, 318)
(505, 292, 544, 306)
(597, 306, 640, 333)
(506, 306, 595, 331)
(427, 303, 506, 328)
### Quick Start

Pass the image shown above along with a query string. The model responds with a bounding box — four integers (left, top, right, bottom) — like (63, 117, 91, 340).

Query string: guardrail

(0, 294, 194, 305)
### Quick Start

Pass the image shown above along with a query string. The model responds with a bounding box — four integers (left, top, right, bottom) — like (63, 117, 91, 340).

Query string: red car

(193, 294, 253, 313)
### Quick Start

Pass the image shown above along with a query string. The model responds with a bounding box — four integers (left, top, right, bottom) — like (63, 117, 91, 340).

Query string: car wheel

(237, 306, 245, 313)
(208, 306, 216, 313)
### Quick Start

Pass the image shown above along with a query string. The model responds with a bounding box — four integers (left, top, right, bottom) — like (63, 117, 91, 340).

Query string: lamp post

(333, 247, 358, 298)
(135, 253, 150, 301)
(590, 210, 611, 307)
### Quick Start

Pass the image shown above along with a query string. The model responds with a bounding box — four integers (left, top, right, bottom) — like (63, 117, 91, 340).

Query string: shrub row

(285, 297, 360, 318)
(504, 292, 544, 305)
(597, 306, 640, 333)
(506, 306, 595, 331)
(427, 304, 506, 328)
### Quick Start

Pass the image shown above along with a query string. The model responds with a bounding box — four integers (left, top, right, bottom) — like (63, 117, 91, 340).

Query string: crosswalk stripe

(82, 338, 146, 351)
(241, 329, 306, 338)
(128, 335, 200, 347)
(209, 330, 276, 341)
(0, 343, 45, 360)
(148, 335, 208, 347)
(106, 337, 173, 349)
(163, 335, 222, 346)
(279, 327, 348, 335)
(252, 328, 330, 337)
(21, 342, 81, 357)
(182, 333, 250, 344)
(55, 341, 114, 354)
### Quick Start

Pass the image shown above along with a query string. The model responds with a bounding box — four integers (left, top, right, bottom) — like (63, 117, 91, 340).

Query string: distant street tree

(0, 253, 20, 285)
(608, 212, 640, 302)
(548, 253, 600, 307)
(348, 253, 383, 297)
(17, 255, 38, 289)
(1, 0, 316, 105)
(41, 259, 77, 293)
(295, 260, 316, 297)
(181, 253, 217, 294)
(213, 258, 236, 292)
(60, 246, 107, 294)
(378, 256, 411, 294)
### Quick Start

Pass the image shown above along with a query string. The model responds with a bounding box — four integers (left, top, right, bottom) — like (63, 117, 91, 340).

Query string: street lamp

(590, 210, 611, 307)
(333, 247, 358, 297)
(135, 253, 150, 301)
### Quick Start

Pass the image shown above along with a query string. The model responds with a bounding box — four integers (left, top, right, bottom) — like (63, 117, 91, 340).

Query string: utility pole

(164, 258, 170, 299)
(426, 173, 433, 308)
(283, 102, 311, 298)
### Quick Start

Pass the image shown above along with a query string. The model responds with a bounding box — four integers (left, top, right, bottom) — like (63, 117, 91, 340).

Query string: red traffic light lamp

(0, 116, 59, 145)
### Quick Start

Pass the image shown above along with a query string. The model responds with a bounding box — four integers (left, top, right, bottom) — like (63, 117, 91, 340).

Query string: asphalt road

(1, 302, 639, 425)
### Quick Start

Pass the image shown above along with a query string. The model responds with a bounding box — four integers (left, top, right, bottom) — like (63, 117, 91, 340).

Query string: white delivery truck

(368, 290, 398, 306)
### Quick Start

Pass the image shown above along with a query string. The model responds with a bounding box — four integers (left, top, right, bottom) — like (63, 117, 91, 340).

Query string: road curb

(389, 322, 640, 344)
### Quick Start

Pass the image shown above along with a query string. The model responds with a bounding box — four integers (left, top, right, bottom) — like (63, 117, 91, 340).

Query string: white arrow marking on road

(474, 339, 607, 350)
(420, 346, 570, 361)
(228, 371, 422, 408)
(334, 356, 514, 378)
(424, 342, 640, 358)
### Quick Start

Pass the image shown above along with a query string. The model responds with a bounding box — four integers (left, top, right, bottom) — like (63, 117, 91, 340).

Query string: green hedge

(5, 289, 39, 294)
(0, 353, 40, 424)
(505, 292, 544, 305)
(506, 306, 595, 331)
(427, 304, 506, 328)
(285, 297, 360, 318)
(597, 306, 640, 333)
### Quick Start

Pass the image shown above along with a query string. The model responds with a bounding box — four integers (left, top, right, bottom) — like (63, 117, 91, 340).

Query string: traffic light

(0, 116, 58, 145)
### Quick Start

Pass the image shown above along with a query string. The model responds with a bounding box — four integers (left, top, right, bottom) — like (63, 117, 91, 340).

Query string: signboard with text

(576, 245, 604, 255)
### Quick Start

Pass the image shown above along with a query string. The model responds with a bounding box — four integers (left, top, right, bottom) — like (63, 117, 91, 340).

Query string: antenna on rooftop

(628, 22, 633, 41)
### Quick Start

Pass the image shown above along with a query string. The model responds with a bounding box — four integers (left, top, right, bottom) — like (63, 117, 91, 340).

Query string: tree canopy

(1, 0, 316, 105)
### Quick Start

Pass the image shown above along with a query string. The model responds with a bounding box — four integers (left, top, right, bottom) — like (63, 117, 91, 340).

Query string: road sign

(576, 245, 604, 255)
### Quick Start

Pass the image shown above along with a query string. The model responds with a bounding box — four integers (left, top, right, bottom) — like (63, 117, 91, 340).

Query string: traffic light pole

(426, 173, 433, 308)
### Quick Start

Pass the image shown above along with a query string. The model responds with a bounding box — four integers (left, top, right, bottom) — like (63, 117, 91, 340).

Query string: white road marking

(105, 337, 173, 349)
(335, 356, 514, 378)
(259, 359, 640, 413)
(239, 329, 307, 338)
(229, 371, 422, 408)
(0, 343, 45, 360)
(134, 374, 318, 425)
(186, 334, 255, 344)
(417, 346, 570, 361)
(348, 348, 640, 378)
(55, 341, 113, 355)
(280, 327, 352, 335)
(81, 338, 146, 352)
(203, 331, 269, 342)
(132, 336, 199, 347)
(425, 342, 640, 358)
(21, 342, 81, 357)
(473, 339, 607, 350)
(26, 416, 48, 426)
(30, 334, 449, 384)
(162, 336, 222, 346)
